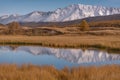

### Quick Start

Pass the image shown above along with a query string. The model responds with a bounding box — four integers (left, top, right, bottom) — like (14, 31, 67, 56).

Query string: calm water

(0, 46, 120, 69)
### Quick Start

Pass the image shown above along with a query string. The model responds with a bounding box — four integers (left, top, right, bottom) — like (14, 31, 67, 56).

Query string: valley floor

(0, 35, 120, 52)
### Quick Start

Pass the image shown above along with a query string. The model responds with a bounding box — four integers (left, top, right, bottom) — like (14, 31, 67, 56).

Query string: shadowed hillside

(20, 14, 120, 27)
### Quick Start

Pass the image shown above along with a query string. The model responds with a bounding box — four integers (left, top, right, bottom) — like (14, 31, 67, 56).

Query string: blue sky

(0, 0, 120, 16)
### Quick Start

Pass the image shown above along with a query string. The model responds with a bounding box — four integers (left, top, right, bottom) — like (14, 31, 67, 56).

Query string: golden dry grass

(0, 35, 120, 49)
(36, 26, 120, 35)
(0, 64, 119, 80)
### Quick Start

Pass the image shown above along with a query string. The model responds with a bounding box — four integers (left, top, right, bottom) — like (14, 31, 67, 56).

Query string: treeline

(20, 20, 120, 28)
(0, 22, 62, 36)
(0, 20, 90, 35)
(0, 20, 120, 35)
(1, 20, 120, 28)
(89, 20, 120, 27)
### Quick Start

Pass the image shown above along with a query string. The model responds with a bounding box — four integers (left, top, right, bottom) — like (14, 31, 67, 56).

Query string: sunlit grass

(0, 35, 120, 52)
(0, 64, 119, 80)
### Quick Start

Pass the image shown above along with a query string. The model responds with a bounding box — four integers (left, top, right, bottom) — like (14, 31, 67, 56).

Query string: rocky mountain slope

(0, 4, 120, 24)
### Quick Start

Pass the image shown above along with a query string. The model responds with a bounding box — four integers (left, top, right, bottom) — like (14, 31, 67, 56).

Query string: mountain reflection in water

(0, 46, 120, 68)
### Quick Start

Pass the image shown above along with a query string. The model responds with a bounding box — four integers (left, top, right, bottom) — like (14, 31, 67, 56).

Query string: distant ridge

(0, 4, 120, 24)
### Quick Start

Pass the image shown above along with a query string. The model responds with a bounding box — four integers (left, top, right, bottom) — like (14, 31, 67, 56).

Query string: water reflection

(0, 46, 120, 68)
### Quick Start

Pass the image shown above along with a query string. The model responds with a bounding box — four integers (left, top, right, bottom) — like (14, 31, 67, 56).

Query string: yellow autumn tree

(8, 22, 21, 35)
(79, 20, 90, 31)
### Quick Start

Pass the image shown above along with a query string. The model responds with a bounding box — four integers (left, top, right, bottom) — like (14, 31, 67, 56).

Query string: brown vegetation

(0, 20, 120, 36)
(79, 20, 90, 31)
(89, 20, 120, 28)
(7, 22, 22, 35)
(0, 64, 119, 80)
(0, 21, 119, 52)
(0, 35, 119, 53)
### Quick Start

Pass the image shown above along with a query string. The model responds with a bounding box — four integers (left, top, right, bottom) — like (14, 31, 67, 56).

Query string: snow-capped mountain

(0, 4, 120, 24)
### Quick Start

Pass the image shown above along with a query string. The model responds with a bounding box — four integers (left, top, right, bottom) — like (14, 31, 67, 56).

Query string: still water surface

(0, 46, 120, 69)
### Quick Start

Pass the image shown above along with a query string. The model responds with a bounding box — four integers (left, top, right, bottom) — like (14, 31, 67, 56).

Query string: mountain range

(0, 4, 120, 24)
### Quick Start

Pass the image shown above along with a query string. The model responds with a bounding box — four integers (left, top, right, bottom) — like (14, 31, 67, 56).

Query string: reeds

(0, 64, 119, 80)
(0, 35, 120, 53)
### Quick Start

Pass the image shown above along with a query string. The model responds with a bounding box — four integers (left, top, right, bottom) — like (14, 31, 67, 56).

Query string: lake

(0, 46, 120, 69)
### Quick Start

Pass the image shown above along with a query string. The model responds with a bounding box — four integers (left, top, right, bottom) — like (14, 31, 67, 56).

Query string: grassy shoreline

(0, 35, 120, 53)
(0, 64, 119, 80)
(0, 41, 119, 53)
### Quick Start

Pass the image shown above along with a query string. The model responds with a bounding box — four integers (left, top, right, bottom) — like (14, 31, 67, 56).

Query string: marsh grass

(0, 35, 120, 53)
(0, 64, 119, 80)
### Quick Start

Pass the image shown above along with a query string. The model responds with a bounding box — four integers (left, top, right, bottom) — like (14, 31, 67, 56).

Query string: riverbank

(0, 35, 120, 53)
(0, 64, 119, 80)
